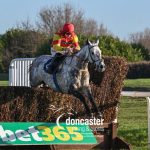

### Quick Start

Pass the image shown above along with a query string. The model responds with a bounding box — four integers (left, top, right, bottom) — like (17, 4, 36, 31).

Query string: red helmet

(63, 23, 74, 33)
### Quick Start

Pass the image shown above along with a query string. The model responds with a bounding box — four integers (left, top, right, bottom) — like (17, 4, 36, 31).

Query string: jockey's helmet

(63, 23, 74, 33)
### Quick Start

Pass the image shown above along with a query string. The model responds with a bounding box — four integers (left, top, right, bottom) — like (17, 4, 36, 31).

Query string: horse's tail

(29, 64, 32, 77)
(28, 63, 32, 86)
(28, 63, 32, 73)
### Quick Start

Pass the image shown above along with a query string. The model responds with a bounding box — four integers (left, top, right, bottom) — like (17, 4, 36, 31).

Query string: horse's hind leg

(30, 72, 41, 87)
(30, 79, 40, 87)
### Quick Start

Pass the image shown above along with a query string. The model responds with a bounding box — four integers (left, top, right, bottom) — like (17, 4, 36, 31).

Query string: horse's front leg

(83, 86, 102, 117)
(69, 85, 92, 117)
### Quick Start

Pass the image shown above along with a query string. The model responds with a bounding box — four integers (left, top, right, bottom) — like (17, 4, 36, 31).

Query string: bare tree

(16, 18, 35, 31)
(36, 3, 112, 37)
(37, 7, 55, 34)
(82, 19, 99, 36)
(98, 23, 111, 36)
(129, 28, 150, 55)
(37, 3, 85, 36)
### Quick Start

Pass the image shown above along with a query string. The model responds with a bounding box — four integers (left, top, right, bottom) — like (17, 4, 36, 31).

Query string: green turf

(118, 97, 148, 150)
(0, 81, 9, 86)
(124, 79, 150, 88)
(0, 73, 9, 86)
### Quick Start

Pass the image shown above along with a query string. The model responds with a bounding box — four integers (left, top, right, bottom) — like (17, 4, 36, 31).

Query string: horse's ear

(86, 39, 92, 45)
(86, 39, 89, 45)
(96, 39, 99, 45)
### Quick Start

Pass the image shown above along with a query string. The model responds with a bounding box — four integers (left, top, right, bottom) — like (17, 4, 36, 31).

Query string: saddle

(44, 53, 66, 74)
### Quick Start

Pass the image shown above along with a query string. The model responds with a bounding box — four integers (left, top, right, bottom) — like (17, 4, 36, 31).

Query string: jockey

(47, 23, 80, 74)
(51, 23, 80, 55)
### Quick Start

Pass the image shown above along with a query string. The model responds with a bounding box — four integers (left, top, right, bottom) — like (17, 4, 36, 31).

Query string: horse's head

(86, 39, 105, 72)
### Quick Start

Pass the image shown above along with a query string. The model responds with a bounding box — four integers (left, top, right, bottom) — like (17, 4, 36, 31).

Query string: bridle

(88, 45, 103, 63)
(74, 44, 103, 64)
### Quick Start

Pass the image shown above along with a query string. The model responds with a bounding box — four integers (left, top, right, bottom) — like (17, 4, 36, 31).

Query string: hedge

(126, 61, 150, 79)
(0, 56, 128, 123)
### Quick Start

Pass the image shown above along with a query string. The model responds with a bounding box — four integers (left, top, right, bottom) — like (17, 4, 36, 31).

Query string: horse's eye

(91, 52, 94, 55)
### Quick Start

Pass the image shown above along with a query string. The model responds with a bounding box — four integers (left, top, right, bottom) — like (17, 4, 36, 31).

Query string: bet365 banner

(0, 122, 97, 145)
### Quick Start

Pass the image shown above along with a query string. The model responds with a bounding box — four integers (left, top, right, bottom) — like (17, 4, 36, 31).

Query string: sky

(0, 0, 150, 40)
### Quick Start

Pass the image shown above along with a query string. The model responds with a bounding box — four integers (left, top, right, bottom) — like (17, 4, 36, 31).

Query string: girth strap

(52, 71, 62, 93)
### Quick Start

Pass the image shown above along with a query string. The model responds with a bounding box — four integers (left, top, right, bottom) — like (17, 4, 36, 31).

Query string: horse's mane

(67, 44, 87, 57)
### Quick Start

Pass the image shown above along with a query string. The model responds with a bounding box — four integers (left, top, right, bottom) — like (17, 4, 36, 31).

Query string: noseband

(88, 45, 103, 63)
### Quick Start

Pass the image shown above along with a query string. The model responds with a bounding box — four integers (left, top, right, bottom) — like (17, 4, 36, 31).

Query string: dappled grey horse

(30, 40, 105, 116)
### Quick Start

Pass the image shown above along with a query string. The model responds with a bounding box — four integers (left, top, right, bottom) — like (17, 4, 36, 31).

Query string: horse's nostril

(100, 65, 103, 69)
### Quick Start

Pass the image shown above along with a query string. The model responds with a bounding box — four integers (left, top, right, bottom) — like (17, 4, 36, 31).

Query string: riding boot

(46, 53, 64, 74)
(46, 56, 58, 74)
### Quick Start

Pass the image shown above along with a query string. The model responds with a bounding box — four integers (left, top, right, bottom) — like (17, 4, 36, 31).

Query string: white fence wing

(9, 58, 35, 87)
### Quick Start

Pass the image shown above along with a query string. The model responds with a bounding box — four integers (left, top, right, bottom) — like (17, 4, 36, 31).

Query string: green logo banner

(0, 122, 97, 145)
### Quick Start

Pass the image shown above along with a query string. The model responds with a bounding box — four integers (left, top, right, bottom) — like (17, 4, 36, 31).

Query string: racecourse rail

(121, 91, 150, 149)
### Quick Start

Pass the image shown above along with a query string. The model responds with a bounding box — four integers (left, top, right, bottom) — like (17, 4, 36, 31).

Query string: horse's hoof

(75, 111, 78, 115)
(97, 112, 103, 119)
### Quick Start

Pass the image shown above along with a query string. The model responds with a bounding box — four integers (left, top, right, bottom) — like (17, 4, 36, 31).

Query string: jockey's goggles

(65, 32, 72, 36)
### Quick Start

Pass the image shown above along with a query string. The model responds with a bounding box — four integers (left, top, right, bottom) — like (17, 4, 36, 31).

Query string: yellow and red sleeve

(72, 34, 80, 50)
(52, 34, 63, 51)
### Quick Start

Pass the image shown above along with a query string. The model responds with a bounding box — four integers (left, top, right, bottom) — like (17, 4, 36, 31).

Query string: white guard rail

(9, 58, 35, 87)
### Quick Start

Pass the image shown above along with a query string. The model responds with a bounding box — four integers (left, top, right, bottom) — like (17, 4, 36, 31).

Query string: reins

(59, 44, 103, 71)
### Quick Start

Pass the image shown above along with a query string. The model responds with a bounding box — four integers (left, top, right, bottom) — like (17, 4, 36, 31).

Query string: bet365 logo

(0, 122, 96, 145)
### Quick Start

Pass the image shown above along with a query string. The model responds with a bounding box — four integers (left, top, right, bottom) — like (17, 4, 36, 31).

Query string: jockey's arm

(52, 34, 64, 52)
(72, 34, 80, 52)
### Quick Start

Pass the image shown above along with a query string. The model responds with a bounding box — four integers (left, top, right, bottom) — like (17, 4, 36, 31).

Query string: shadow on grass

(118, 128, 148, 148)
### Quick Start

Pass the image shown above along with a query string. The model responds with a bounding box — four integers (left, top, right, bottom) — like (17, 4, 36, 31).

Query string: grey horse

(30, 40, 105, 116)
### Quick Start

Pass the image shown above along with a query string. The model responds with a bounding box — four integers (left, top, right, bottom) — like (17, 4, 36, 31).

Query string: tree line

(0, 3, 149, 73)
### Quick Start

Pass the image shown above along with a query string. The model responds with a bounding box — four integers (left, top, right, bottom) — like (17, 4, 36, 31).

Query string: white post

(147, 97, 150, 149)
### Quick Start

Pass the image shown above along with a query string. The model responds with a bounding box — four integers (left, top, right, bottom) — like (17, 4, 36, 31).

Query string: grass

(123, 79, 150, 91)
(0, 81, 8, 86)
(118, 97, 148, 150)
(0, 73, 9, 86)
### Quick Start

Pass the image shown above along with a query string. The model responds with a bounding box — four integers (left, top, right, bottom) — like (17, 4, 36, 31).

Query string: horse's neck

(76, 46, 88, 61)
(73, 46, 89, 70)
